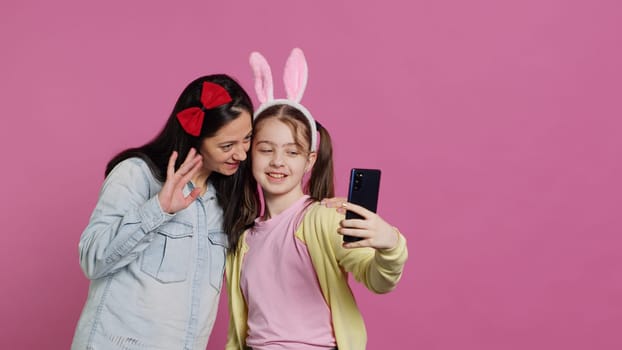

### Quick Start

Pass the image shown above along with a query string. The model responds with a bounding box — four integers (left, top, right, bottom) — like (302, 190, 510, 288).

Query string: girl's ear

(305, 152, 317, 173)
(249, 51, 274, 104)
(283, 48, 308, 103)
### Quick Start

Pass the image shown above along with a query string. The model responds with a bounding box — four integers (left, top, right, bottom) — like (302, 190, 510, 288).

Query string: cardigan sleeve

(225, 235, 249, 350)
(304, 204, 408, 294)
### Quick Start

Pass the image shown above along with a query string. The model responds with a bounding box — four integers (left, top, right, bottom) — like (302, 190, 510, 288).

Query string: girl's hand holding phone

(338, 202, 399, 250)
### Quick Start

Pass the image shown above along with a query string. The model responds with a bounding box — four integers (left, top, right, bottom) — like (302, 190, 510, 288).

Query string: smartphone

(343, 168, 381, 243)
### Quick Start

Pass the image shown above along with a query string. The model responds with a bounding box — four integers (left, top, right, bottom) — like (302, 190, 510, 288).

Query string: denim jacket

(71, 158, 228, 350)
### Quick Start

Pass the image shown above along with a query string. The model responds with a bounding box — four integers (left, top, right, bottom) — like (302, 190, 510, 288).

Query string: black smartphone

(343, 168, 381, 243)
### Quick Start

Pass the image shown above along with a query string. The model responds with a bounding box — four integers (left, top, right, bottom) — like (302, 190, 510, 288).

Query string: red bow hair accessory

(176, 81, 233, 136)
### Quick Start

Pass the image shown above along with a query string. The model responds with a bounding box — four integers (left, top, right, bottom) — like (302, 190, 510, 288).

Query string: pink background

(1, 0, 621, 348)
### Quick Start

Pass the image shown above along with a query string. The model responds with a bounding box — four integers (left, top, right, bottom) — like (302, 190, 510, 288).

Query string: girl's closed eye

(286, 148, 300, 157)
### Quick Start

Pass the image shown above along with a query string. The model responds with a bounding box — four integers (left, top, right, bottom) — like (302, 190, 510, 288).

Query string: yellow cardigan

(225, 202, 408, 350)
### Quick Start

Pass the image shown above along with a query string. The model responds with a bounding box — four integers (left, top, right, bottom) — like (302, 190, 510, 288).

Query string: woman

(72, 74, 255, 350)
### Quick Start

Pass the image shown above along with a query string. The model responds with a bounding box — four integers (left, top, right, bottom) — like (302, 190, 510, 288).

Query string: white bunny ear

(283, 48, 308, 103)
(249, 51, 274, 104)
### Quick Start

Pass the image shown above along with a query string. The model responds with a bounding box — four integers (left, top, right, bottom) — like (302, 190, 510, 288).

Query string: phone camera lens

(353, 176, 362, 191)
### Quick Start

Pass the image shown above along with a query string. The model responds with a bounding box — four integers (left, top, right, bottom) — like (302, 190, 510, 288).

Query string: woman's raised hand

(158, 149, 203, 214)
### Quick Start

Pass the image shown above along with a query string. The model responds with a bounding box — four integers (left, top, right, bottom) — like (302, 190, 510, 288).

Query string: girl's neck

(262, 189, 306, 219)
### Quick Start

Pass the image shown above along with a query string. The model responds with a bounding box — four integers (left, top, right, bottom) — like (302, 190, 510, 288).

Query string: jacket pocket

(208, 230, 228, 291)
(141, 220, 193, 283)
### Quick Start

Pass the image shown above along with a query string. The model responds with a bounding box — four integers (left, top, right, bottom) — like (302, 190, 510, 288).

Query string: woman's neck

(191, 170, 211, 197)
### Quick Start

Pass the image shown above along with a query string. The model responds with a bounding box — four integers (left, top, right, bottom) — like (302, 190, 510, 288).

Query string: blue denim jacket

(71, 158, 228, 350)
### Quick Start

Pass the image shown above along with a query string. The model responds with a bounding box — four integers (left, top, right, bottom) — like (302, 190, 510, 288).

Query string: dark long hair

(105, 74, 253, 240)
(228, 104, 334, 253)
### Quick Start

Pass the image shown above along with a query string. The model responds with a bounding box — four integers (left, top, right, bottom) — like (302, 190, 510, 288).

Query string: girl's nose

(270, 152, 284, 166)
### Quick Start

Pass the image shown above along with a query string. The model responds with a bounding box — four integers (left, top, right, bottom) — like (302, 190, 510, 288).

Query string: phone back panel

(345, 168, 381, 220)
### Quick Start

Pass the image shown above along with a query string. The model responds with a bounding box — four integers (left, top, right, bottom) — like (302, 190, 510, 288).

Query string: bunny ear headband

(249, 48, 318, 152)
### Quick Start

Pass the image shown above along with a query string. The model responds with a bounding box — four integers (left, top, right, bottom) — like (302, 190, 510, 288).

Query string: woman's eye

(221, 144, 233, 151)
(258, 148, 272, 153)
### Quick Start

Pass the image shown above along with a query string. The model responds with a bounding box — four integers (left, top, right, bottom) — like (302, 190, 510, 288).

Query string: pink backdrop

(1, 0, 621, 348)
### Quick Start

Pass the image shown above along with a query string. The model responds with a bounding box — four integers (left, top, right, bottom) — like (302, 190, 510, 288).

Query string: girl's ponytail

(307, 121, 334, 200)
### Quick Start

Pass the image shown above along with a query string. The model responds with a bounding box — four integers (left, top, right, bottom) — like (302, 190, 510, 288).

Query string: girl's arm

(336, 202, 408, 293)
(225, 237, 249, 350)
(309, 204, 408, 294)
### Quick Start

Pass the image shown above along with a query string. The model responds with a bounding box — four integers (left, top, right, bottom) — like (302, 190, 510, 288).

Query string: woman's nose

(232, 145, 247, 161)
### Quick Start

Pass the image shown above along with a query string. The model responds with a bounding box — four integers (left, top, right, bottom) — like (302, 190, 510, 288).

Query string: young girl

(72, 75, 256, 349)
(225, 49, 408, 350)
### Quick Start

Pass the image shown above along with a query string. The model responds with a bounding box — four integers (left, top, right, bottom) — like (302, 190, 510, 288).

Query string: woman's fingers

(184, 187, 203, 206)
(166, 151, 178, 179)
(159, 150, 204, 214)
(321, 196, 347, 208)
(178, 156, 203, 190)
(175, 149, 198, 177)
(169, 149, 203, 185)
(179, 148, 196, 170)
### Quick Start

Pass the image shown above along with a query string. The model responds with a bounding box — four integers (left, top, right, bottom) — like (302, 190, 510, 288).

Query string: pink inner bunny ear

(283, 48, 308, 103)
(249, 52, 274, 104)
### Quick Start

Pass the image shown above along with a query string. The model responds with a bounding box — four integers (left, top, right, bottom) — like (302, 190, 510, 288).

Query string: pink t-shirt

(240, 195, 337, 350)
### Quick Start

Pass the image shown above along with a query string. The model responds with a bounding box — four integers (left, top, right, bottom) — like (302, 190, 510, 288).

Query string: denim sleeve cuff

(138, 195, 175, 233)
